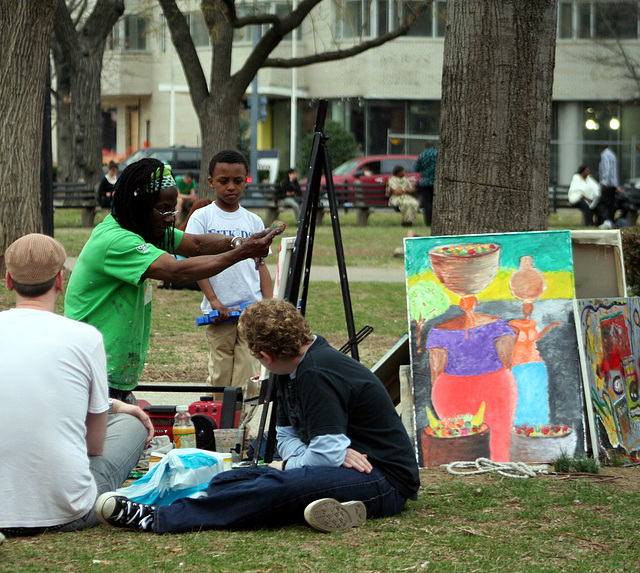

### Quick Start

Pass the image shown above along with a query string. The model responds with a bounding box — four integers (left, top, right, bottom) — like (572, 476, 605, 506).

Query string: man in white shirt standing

(0, 234, 153, 537)
(599, 145, 619, 228)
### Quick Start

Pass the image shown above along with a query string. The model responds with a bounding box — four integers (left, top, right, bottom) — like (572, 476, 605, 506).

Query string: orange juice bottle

(173, 405, 196, 449)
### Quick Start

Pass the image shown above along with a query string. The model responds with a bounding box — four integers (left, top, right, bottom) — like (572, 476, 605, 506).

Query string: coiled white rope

(445, 457, 550, 479)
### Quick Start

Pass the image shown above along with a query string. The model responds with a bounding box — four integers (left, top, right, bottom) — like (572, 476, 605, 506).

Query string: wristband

(230, 236, 243, 249)
(107, 398, 114, 415)
(282, 459, 288, 470)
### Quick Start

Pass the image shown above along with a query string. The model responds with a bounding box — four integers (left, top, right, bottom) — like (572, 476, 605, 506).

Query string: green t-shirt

(175, 176, 198, 196)
(64, 214, 184, 391)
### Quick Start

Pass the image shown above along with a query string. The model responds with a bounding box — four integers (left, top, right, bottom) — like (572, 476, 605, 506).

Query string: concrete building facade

(100, 0, 640, 185)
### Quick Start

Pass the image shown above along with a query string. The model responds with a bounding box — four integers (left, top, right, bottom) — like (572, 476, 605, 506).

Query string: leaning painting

(405, 231, 588, 467)
(574, 298, 640, 461)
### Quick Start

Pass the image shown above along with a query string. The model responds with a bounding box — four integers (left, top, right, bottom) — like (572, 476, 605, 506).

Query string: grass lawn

(3, 467, 639, 572)
(5, 207, 638, 572)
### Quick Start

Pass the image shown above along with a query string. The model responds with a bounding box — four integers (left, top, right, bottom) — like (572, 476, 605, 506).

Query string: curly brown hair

(239, 299, 313, 360)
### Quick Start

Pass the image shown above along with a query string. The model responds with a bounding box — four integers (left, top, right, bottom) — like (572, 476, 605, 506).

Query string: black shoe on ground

(95, 493, 155, 532)
(303, 498, 366, 532)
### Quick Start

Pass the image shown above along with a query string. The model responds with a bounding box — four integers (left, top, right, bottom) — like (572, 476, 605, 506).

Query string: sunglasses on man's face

(154, 208, 179, 218)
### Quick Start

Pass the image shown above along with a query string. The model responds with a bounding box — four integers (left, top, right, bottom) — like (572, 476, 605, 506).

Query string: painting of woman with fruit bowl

(405, 231, 588, 467)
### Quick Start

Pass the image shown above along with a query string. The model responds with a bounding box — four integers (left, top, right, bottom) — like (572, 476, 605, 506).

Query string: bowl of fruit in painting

(429, 243, 501, 295)
(420, 405, 490, 467)
(510, 424, 577, 462)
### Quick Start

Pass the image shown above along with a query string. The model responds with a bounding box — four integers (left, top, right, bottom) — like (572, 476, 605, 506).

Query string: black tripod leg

(321, 142, 360, 360)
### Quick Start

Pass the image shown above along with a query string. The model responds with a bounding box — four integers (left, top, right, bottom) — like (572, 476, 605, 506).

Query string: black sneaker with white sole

(95, 493, 156, 532)
(303, 498, 366, 532)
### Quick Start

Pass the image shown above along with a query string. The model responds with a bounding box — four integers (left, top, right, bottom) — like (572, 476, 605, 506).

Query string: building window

(335, 0, 372, 38)
(397, 0, 446, 38)
(558, 1, 639, 41)
(232, 1, 301, 43)
(110, 15, 148, 51)
(188, 12, 211, 47)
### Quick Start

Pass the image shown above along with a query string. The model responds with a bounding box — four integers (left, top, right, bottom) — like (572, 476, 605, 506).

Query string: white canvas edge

(572, 298, 602, 464)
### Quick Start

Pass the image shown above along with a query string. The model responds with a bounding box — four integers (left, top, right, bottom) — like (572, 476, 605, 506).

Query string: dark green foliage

(553, 453, 600, 474)
(237, 113, 250, 158)
(296, 120, 360, 174)
(621, 227, 640, 295)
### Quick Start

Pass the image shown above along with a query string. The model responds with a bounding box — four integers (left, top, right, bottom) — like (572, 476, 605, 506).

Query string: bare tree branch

(159, 0, 211, 110)
(264, 19, 425, 68)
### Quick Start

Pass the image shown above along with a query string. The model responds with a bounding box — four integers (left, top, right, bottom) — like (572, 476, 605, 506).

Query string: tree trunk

(198, 94, 242, 198)
(0, 0, 57, 271)
(53, 0, 124, 187)
(196, 3, 241, 185)
(67, 58, 104, 186)
(433, 0, 558, 236)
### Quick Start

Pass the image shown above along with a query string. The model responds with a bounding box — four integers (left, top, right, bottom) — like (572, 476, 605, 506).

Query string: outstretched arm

(144, 229, 278, 284)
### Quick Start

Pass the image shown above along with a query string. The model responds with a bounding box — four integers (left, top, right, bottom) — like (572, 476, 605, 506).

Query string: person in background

(280, 168, 303, 222)
(599, 145, 619, 228)
(94, 298, 420, 534)
(0, 234, 153, 537)
(65, 158, 277, 404)
(386, 165, 420, 227)
(186, 150, 274, 397)
(567, 164, 602, 227)
(414, 145, 437, 226)
(97, 161, 119, 208)
(175, 171, 198, 222)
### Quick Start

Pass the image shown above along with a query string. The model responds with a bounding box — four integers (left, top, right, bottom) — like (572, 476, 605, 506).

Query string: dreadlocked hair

(112, 157, 176, 251)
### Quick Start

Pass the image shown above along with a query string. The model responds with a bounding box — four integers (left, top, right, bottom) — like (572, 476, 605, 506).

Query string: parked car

(299, 154, 421, 208)
(302, 154, 419, 189)
(118, 146, 202, 181)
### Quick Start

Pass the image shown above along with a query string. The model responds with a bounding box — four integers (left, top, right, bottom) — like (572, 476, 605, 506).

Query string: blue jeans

(154, 466, 406, 533)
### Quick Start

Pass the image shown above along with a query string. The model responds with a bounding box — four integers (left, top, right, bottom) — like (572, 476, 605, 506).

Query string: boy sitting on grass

(95, 298, 420, 533)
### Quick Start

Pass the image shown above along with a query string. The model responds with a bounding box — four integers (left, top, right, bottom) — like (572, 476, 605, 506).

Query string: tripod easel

(251, 100, 373, 465)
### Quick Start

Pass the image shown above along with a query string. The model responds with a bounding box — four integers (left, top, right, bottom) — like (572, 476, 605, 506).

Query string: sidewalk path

(64, 258, 406, 283)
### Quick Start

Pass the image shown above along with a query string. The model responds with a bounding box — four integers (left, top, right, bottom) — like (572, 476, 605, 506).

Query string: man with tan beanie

(0, 233, 153, 536)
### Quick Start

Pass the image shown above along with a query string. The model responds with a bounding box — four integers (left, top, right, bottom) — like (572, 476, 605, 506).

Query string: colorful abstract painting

(575, 298, 640, 460)
(405, 231, 587, 467)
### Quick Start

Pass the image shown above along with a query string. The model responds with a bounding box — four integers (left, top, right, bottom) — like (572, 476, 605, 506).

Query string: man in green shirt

(175, 172, 198, 222)
(65, 159, 280, 403)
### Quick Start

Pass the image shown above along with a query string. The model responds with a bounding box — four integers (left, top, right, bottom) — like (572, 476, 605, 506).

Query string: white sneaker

(599, 220, 613, 229)
(304, 498, 366, 532)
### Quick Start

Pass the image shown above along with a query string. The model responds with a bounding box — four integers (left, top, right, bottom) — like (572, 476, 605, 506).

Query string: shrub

(621, 227, 640, 295)
(296, 120, 360, 174)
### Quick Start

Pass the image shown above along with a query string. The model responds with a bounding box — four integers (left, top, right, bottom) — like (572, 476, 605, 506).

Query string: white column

(557, 102, 583, 186)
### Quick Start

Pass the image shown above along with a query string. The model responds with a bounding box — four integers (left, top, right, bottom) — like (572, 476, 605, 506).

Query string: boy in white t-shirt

(186, 150, 273, 394)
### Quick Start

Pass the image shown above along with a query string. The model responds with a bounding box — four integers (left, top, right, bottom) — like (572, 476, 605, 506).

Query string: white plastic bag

(116, 448, 227, 506)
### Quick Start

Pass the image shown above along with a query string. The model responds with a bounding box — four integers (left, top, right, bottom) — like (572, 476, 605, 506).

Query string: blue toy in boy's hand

(196, 302, 253, 326)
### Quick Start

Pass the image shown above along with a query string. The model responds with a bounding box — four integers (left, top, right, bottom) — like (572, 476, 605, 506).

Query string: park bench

(53, 182, 105, 227)
(548, 185, 571, 212)
(332, 183, 392, 226)
(240, 183, 282, 226)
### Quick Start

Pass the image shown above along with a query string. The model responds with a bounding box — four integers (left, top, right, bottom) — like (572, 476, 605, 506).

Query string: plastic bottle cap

(176, 405, 188, 412)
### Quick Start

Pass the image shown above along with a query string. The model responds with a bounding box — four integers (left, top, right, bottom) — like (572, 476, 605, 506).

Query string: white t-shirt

(186, 202, 266, 313)
(0, 309, 108, 527)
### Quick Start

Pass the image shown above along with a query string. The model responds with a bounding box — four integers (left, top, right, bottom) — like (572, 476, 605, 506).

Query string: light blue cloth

(116, 449, 228, 506)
